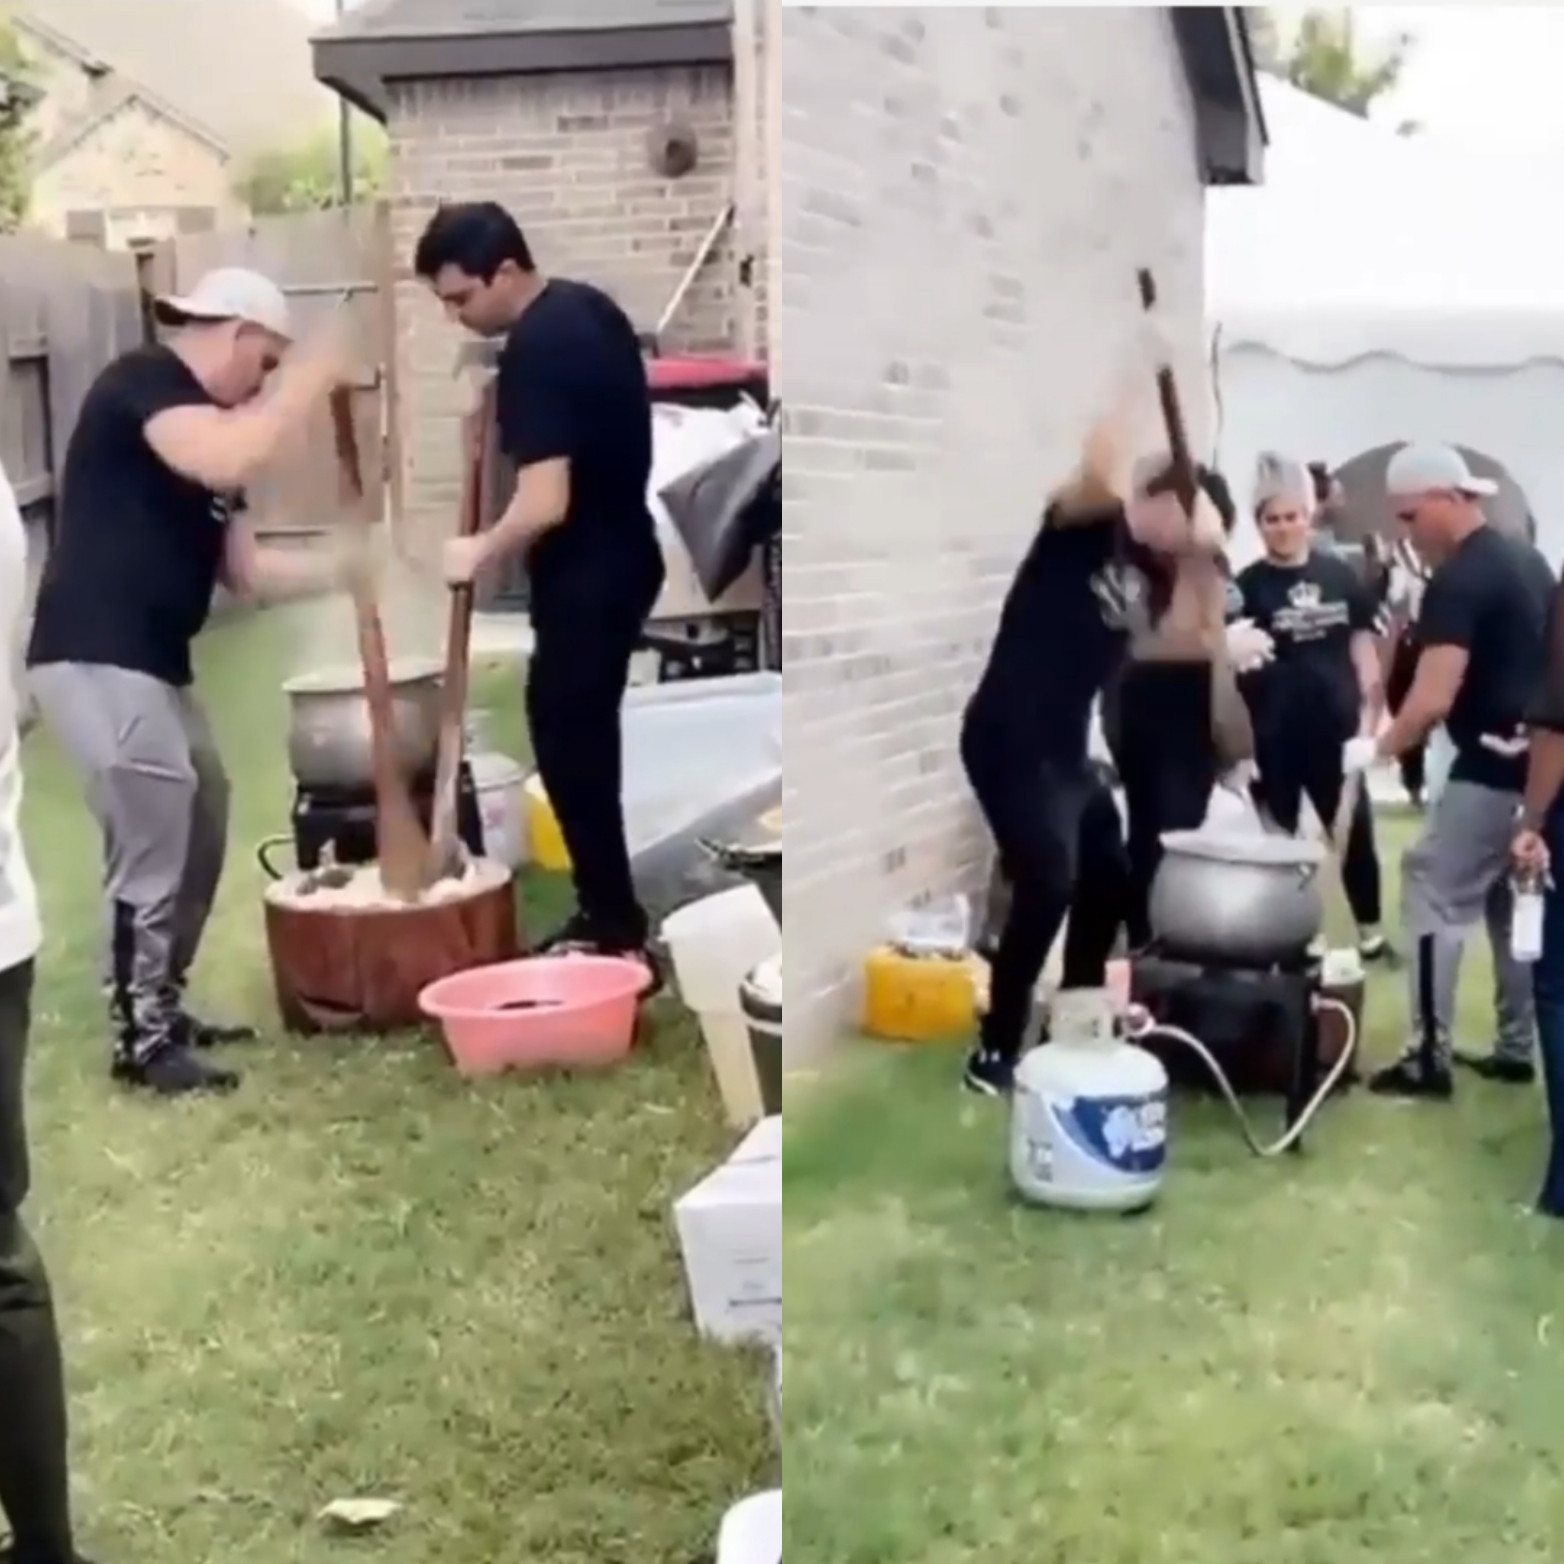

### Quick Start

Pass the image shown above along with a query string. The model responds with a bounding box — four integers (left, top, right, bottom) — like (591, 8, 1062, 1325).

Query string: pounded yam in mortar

(264, 856, 509, 910)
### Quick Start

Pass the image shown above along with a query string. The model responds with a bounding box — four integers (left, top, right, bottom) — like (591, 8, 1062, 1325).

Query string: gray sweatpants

(29, 664, 229, 1061)
(1401, 776, 1535, 1070)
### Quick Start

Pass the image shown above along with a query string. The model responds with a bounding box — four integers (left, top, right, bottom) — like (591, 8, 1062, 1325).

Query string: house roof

(313, 0, 733, 119)
(16, 0, 336, 162)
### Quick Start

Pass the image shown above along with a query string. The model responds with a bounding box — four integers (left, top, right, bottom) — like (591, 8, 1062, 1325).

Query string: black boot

(112, 1040, 240, 1096)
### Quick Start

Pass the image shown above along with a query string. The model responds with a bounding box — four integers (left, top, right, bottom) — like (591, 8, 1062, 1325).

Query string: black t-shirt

(1236, 550, 1374, 736)
(27, 346, 233, 688)
(495, 278, 664, 621)
(1417, 527, 1555, 791)
(964, 506, 1150, 765)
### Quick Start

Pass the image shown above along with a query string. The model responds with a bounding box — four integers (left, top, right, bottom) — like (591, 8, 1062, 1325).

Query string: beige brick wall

(30, 98, 238, 242)
(387, 65, 748, 539)
(780, 6, 1212, 1063)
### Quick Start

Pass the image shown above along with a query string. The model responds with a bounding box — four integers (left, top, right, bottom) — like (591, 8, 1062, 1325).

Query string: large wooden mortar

(262, 859, 521, 1034)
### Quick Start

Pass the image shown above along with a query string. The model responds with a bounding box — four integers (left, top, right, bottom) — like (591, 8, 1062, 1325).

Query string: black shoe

(535, 913, 595, 954)
(113, 1043, 240, 1096)
(1453, 1050, 1536, 1085)
(1358, 934, 1402, 968)
(1368, 1053, 1453, 1100)
(962, 1044, 1015, 1097)
(178, 1011, 259, 1048)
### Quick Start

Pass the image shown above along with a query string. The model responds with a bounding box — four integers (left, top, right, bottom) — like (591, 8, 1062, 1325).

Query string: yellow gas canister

(861, 945, 984, 1042)
(523, 773, 571, 872)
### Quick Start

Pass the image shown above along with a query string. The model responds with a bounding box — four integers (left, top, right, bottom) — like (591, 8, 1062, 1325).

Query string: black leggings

(1113, 662, 1220, 949)
(1254, 725, 1383, 928)
(962, 729, 1128, 1063)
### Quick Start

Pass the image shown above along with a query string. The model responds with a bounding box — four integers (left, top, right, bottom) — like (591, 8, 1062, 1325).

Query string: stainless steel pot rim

(1159, 828, 1324, 867)
(282, 657, 444, 695)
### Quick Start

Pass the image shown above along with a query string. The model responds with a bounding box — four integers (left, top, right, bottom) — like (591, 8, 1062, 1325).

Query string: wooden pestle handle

(1135, 268, 1199, 518)
(426, 390, 492, 877)
(328, 384, 429, 899)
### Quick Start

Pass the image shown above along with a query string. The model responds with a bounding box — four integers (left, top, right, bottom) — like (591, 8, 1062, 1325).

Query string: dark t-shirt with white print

(963, 503, 1150, 765)
(1237, 550, 1375, 738)
(27, 345, 233, 688)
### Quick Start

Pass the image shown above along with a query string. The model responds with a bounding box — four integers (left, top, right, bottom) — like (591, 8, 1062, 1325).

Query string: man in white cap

(1341, 442, 1555, 1099)
(26, 267, 362, 1098)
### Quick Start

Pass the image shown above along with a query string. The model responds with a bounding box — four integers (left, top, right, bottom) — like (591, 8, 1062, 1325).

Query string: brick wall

(387, 65, 747, 539)
(780, 6, 1211, 1063)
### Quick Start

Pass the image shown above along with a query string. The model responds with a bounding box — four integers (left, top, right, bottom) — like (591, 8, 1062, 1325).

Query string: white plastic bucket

(469, 751, 527, 870)
(717, 1490, 781, 1564)
(662, 885, 781, 1126)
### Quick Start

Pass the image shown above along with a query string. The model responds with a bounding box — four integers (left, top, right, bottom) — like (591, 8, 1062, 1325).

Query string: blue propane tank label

(1013, 1086, 1168, 1208)
(1053, 1092, 1168, 1176)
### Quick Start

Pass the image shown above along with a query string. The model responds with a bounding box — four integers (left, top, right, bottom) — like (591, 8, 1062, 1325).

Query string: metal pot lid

(1159, 827, 1324, 867)
(282, 656, 444, 695)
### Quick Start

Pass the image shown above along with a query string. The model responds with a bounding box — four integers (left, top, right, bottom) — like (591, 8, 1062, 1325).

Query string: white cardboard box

(674, 1116, 782, 1345)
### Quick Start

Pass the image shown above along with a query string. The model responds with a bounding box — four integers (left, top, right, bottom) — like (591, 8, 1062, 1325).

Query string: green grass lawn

(20, 607, 772, 1563)
(785, 815, 1564, 1563)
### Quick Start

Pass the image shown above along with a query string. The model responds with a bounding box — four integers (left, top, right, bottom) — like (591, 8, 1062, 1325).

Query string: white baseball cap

(154, 267, 292, 340)
(1384, 442, 1497, 499)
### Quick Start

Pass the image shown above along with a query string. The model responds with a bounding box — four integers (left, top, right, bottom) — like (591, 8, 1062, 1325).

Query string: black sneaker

(1358, 933, 1402, 968)
(113, 1044, 240, 1096)
(178, 1011, 259, 1048)
(962, 1044, 1015, 1098)
(535, 913, 595, 954)
(1453, 1050, 1536, 1085)
(1368, 1053, 1453, 1101)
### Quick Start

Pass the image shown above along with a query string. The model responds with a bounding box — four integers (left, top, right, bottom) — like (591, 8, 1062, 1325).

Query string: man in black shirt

(28, 268, 361, 1096)
(1342, 444, 1555, 1098)
(960, 390, 1231, 1096)
(1236, 452, 1389, 961)
(416, 204, 665, 966)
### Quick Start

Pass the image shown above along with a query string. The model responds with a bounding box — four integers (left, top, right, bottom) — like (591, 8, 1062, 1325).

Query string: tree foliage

(235, 115, 388, 216)
(0, 18, 36, 232)
(1248, 7, 1415, 120)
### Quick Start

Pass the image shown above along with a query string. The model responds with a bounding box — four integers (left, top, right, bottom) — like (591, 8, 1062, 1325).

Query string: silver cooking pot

(1148, 827, 1325, 967)
(283, 658, 444, 791)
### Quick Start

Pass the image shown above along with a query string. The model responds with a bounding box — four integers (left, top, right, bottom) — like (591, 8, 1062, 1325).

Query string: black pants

(962, 724, 1128, 1063)
(1113, 662, 1220, 950)
(0, 960, 75, 1563)
(1254, 722, 1382, 928)
(526, 569, 661, 950)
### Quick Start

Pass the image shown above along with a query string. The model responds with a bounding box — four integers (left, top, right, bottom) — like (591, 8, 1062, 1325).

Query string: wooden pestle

(424, 385, 495, 884)
(327, 385, 430, 901)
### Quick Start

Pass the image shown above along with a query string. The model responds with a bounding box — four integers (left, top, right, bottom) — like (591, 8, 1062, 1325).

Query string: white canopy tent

(1207, 79, 1564, 566)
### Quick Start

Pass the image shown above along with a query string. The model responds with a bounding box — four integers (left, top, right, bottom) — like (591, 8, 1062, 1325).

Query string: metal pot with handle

(283, 657, 444, 792)
(1148, 826, 1324, 967)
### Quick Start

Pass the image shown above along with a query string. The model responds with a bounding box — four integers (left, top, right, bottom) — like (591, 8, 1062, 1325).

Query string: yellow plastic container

(861, 945, 983, 1042)
(523, 773, 571, 872)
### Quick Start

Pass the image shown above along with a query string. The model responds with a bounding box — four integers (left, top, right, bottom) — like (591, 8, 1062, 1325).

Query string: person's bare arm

(142, 335, 344, 491)
(473, 459, 571, 569)
(1351, 630, 1384, 731)
(1375, 645, 1467, 760)
(222, 514, 358, 603)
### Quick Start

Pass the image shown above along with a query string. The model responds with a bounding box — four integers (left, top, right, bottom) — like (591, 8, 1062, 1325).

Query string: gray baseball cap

(1384, 442, 1497, 498)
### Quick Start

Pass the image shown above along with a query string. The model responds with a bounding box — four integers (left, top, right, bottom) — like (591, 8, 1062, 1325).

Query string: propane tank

(1009, 987, 1169, 1213)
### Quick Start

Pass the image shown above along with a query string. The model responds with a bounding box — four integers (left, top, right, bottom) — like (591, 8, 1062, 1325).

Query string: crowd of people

(958, 355, 1564, 1217)
(0, 202, 662, 1561)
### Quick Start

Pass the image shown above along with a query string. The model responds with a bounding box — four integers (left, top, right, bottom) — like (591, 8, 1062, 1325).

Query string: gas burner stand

(1126, 942, 1359, 1157)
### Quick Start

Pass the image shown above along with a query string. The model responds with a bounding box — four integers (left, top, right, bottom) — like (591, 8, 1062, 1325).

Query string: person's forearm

(1377, 694, 1448, 761)
(478, 486, 566, 566)
(224, 358, 336, 483)
(1520, 730, 1564, 830)
(1352, 638, 1384, 730)
(237, 542, 342, 603)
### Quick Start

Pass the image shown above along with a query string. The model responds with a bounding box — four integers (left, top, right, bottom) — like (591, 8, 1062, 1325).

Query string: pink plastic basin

(418, 955, 652, 1077)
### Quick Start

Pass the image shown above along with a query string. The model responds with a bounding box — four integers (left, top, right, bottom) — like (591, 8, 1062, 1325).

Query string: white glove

(1225, 618, 1275, 672)
(1341, 736, 1379, 775)
(1219, 759, 1259, 795)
